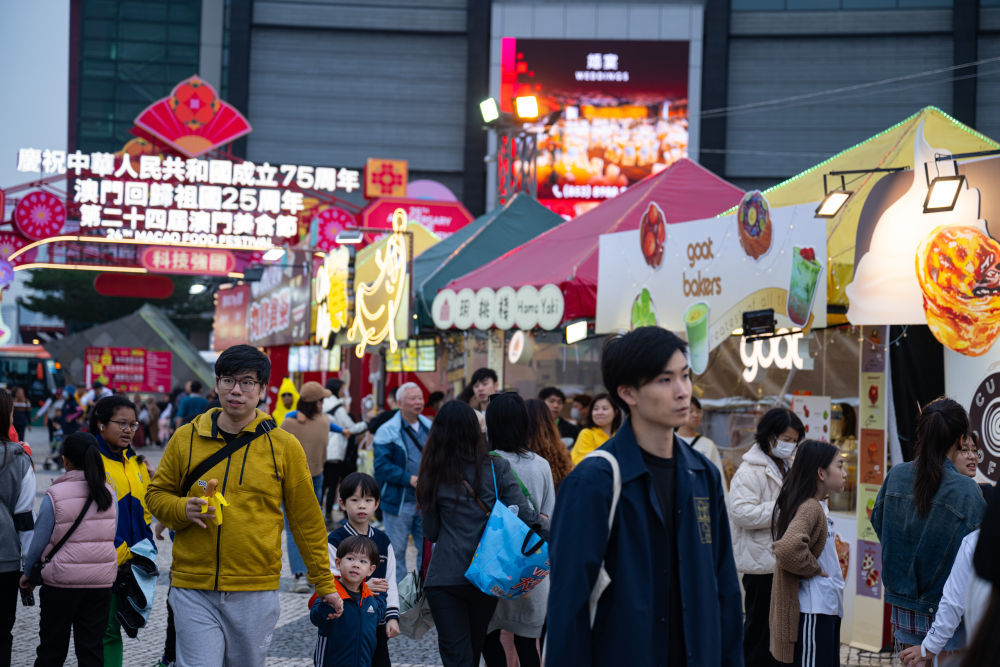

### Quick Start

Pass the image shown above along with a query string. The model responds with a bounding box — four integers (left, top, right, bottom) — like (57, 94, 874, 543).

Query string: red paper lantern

(14, 191, 66, 241)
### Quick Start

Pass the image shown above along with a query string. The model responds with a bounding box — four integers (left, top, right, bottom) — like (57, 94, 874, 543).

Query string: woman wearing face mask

(729, 407, 804, 667)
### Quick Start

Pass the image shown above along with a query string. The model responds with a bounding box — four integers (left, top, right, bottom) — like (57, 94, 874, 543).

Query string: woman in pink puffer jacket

(20, 432, 117, 666)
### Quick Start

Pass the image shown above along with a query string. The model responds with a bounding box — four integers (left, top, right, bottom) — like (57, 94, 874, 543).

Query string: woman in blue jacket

(871, 397, 986, 652)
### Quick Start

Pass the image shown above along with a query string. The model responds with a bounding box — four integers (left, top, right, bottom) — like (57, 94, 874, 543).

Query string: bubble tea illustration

(787, 247, 822, 326)
(684, 301, 710, 374)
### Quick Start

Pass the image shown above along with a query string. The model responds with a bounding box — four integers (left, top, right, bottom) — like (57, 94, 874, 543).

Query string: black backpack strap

(44, 497, 94, 564)
(181, 420, 276, 495)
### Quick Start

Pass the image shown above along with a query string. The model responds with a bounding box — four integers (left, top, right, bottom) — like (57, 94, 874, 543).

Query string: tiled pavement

(11, 429, 894, 666)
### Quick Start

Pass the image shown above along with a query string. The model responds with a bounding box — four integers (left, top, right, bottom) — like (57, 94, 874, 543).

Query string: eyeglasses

(959, 446, 981, 457)
(218, 376, 259, 391)
(109, 420, 140, 431)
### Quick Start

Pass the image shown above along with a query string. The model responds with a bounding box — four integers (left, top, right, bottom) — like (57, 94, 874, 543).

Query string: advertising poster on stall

(856, 540, 883, 599)
(944, 348, 1000, 482)
(499, 38, 689, 218)
(858, 429, 886, 485)
(791, 396, 831, 441)
(211, 263, 311, 351)
(596, 198, 826, 367)
(859, 373, 885, 431)
(85, 347, 172, 393)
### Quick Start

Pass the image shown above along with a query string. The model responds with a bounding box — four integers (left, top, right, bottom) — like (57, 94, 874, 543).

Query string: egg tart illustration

(915, 225, 1000, 356)
(737, 191, 772, 260)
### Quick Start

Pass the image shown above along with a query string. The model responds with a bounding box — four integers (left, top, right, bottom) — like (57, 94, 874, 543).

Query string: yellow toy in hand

(197, 479, 229, 525)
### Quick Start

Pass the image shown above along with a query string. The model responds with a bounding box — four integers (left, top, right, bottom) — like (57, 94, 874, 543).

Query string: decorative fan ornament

(117, 137, 164, 160)
(133, 76, 252, 158)
(14, 191, 66, 241)
(315, 207, 357, 250)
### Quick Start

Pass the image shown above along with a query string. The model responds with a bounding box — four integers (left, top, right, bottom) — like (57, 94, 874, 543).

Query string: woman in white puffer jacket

(729, 407, 803, 667)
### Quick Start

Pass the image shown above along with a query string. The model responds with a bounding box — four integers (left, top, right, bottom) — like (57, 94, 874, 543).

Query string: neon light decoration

(314, 246, 352, 347)
(348, 208, 409, 357)
(133, 76, 252, 158)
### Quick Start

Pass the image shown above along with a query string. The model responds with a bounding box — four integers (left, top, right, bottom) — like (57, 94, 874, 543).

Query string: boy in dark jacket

(311, 535, 387, 667)
(546, 327, 742, 666)
(328, 473, 399, 666)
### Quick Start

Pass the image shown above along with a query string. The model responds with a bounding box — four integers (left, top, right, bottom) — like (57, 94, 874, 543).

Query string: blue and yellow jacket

(311, 578, 386, 667)
(97, 435, 153, 565)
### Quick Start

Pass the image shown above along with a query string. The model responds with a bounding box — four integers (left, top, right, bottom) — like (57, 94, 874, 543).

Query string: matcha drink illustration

(630, 288, 657, 328)
(787, 247, 822, 326)
(684, 301, 710, 374)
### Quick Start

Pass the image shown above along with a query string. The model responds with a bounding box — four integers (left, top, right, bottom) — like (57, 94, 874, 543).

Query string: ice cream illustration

(684, 302, 710, 374)
(737, 191, 772, 260)
(847, 121, 987, 324)
(787, 247, 822, 326)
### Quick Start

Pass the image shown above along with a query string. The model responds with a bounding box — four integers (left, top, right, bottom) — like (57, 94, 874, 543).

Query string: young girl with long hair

(19, 432, 118, 666)
(769, 440, 847, 665)
(416, 400, 538, 667)
(524, 399, 573, 490)
(871, 397, 985, 653)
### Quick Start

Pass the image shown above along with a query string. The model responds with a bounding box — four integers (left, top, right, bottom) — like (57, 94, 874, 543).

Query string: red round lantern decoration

(14, 191, 66, 241)
(0, 232, 29, 267)
(315, 206, 357, 250)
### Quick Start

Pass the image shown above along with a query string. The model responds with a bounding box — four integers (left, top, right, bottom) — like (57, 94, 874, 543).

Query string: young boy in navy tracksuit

(328, 473, 399, 666)
(311, 535, 387, 667)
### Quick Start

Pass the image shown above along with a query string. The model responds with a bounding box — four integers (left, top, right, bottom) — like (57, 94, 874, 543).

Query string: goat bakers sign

(595, 196, 827, 354)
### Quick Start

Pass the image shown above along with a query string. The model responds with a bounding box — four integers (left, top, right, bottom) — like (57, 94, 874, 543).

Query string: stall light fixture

(742, 308, 775, 338)
(923, 175, 965, 213)
(335, 230, 365, 245)
(565, 320, 588, 345)
(515, 95, 539, 121)
(261, 247, 285, 262)
(815, 190, 853, 218)
(189, 283, 207, 295)
(480, 98, 500, 124)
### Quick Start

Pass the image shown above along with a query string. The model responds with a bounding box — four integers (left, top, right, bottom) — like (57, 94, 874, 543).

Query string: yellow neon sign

(348, 208, 408, 357)
(314, 246, 351, 347)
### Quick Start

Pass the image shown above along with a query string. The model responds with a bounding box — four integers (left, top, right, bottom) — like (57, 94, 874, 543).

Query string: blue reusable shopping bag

(464, 459, 550, 599)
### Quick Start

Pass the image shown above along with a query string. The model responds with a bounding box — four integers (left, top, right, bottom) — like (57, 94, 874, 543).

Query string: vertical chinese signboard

(212, 263, 311, 351)
(85, 347, 172, 393)
(852, 326, 888, 650)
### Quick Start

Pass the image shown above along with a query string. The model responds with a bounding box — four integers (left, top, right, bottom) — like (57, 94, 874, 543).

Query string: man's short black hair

(190, 380, 202, 394)
(690, 395, 701, 410)
(601, 327, 687, 415)
(336, 534, 380, 564)
(470, 368, 498, 386)
(215, 344, 271, 385)
(339, 472, 380, 503)
(538, 386, 566, 402)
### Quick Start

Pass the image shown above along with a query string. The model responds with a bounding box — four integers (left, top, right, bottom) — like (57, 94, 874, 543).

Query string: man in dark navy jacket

(546, 327, 743, 666)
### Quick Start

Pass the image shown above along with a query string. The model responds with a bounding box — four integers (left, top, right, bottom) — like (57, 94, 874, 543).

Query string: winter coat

(271, 378, 299, 425)
(324, 398, 368, 465)
(42, 471, 118, 587)
(729, 443, 785, 575)
(546, 420, 743, 667)
(96, 435, 153, 565)
(146, 408, 336, 595)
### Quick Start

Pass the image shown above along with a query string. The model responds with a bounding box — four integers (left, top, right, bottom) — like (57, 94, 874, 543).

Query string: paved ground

(10, 425, 894, 666)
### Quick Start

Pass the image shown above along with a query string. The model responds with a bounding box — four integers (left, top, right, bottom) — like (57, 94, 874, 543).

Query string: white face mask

(570, 408, 581, 420)
(771, 439, 797, 460)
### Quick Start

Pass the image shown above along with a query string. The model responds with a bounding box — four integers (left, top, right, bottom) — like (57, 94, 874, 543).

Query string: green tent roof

(413, 194, 564, 329)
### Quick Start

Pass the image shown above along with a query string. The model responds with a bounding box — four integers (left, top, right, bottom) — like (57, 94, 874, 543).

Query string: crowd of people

(1, 328, 999, 667)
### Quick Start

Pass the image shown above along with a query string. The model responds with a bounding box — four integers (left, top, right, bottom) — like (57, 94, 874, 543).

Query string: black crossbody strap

(44, 497, 94, 564)
(401, 423, 424, 452)
(182, 420, 275, 495)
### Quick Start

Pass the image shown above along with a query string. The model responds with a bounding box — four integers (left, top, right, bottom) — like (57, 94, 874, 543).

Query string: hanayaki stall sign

(596, 194, 826, 372)
(16, 149, 361, 249)
(431, 283, 565, 331)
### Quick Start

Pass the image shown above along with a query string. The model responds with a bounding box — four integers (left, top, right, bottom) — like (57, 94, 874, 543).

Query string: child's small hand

(385, 619, 400, 638)
(367, 578, 389, 593)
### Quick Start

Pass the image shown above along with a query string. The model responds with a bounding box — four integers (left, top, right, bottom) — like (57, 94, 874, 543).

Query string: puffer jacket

(43, 471, 118, 587)
(146, 408, 335, 595)
(728, 443, 785, 574)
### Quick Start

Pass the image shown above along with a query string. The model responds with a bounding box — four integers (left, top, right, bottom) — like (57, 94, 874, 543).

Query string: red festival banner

(361, 198, 473, 237)
(85, 347, 173, 393)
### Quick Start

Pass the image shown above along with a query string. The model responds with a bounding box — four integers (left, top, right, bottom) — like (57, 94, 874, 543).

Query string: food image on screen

(631, 288, 657, 329)
(500, 38, 689, 218)
(915, 225, 1000, 356)
(737, 190, 772, 260)
(639, 202, 666, 268)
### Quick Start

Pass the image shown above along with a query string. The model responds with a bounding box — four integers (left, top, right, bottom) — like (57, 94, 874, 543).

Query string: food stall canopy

(721, 106, 999, 310)
(412, 194, 564, 328)
(444, 158, 743, 321)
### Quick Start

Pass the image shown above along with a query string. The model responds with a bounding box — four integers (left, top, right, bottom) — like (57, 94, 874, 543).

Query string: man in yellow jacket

(147, 345, 342, 667)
